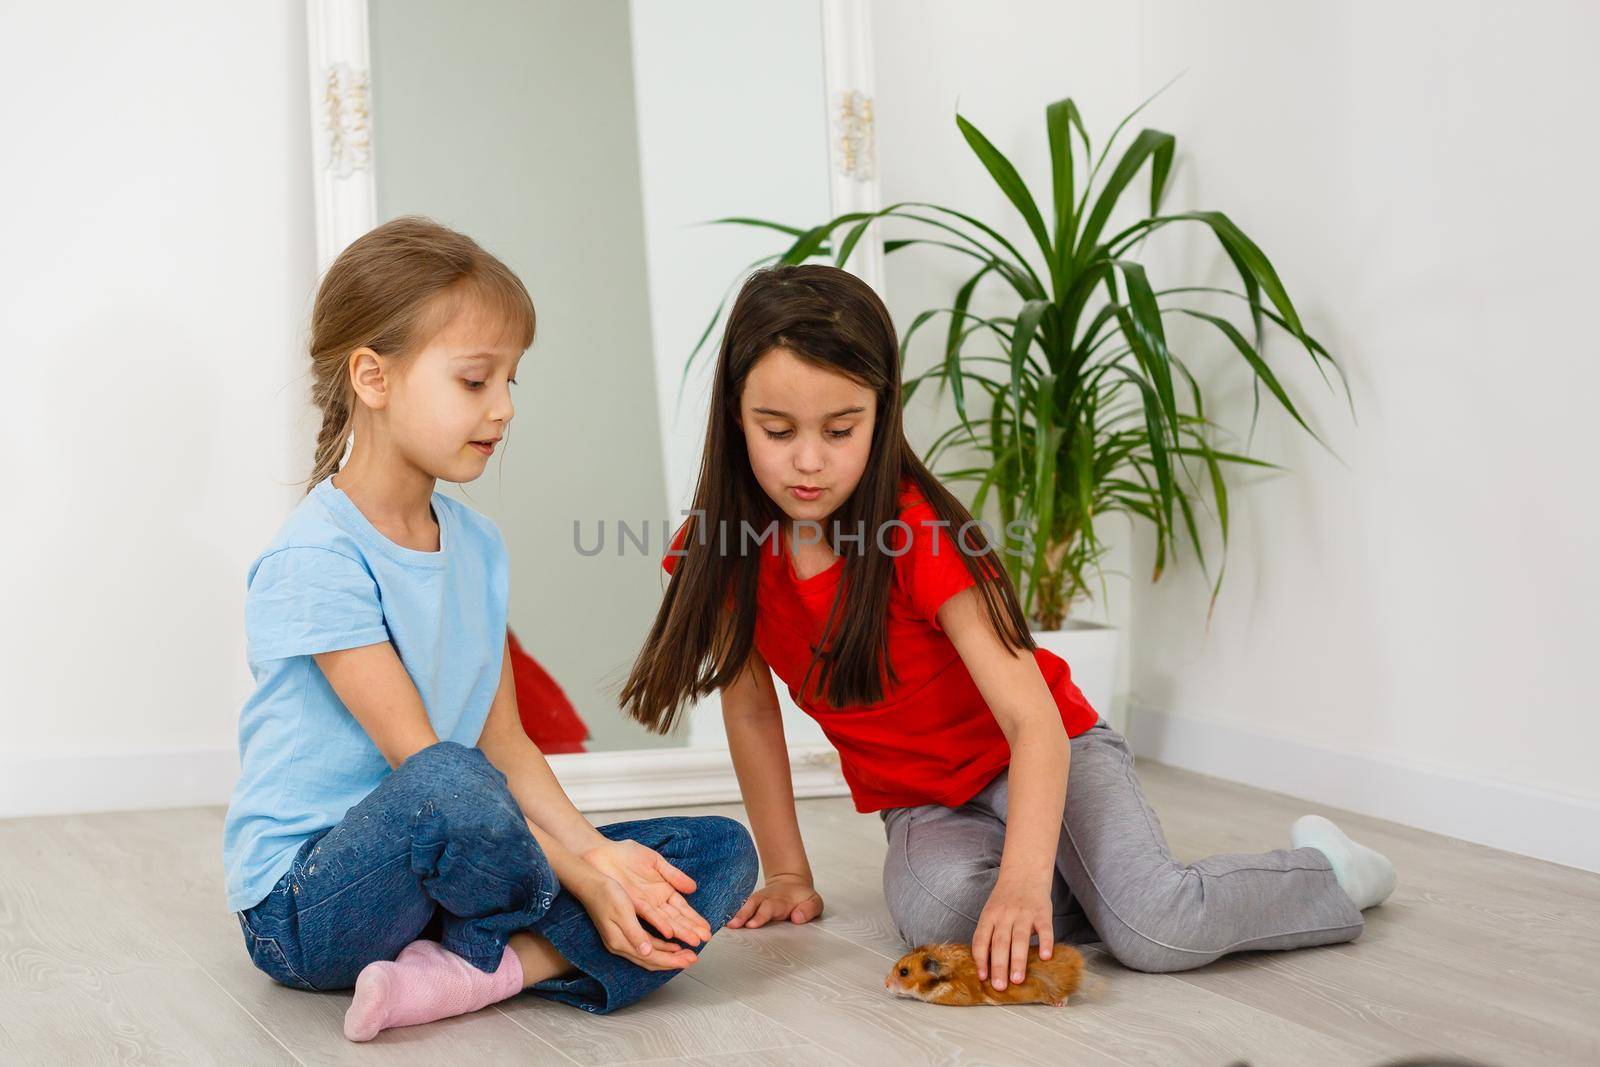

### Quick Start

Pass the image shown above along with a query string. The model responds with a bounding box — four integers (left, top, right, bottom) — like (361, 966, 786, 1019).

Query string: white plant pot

(1031, 621, 1121, 732)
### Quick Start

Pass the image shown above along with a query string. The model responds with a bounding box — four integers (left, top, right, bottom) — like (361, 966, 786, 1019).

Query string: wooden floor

(2, 759, 1597, 1066)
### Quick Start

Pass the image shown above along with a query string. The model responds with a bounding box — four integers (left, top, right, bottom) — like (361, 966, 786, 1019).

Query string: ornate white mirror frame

(303, 0, 882, 810)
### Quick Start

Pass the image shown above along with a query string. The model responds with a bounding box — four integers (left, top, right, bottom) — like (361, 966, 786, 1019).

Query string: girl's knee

(692, 814, 754, 853)
(397, 739, 476, 771)
(396, 744, 517, 816)
(883, 854, 989, 947)
(891, 905, 979, 949)
(1101, 938, 1213, 973)
(704, 816, 758, 885)
(396, 741, 501, 790)
(1091, 910, 1217, 973)
(680, 816, 758, 922)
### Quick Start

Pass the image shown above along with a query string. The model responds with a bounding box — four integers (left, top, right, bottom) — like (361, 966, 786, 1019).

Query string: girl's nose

(491, 385, 515, 424)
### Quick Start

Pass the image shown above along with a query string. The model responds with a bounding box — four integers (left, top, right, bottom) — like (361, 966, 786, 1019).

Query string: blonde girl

(223, 217, 756, 1041)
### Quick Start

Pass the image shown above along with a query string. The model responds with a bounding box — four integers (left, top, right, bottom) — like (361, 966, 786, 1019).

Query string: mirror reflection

(367, 0, 833, 751)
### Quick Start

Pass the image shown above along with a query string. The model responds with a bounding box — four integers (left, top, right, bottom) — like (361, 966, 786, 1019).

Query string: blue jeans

(235, 741, 758, 1014)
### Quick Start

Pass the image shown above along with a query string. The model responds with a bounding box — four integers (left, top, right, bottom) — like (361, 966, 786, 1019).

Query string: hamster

(885, 942, 1085, 1007)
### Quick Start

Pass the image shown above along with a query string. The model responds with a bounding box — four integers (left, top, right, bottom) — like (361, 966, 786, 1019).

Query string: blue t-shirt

(222, 474, 510, 912)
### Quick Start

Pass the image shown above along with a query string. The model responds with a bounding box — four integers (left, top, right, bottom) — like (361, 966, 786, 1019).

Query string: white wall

(1123, 0, 1600, 871)
(0, 4, 316, 814)
(869, 1, 1146, 722)
(870, 0, 1600, 870)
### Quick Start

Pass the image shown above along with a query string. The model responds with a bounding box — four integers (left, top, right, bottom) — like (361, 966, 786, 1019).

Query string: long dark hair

(619, 264, 1035, 733)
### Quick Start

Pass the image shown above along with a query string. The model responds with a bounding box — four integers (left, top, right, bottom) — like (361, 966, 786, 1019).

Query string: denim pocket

(238, 909, 319, 991)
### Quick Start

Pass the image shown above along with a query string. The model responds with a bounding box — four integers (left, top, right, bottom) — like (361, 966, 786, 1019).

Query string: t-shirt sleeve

(896, 510, 983, 632)
(245, 547, 390, 662)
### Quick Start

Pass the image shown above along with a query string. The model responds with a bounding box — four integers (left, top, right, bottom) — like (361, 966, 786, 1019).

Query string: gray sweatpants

(879, 716, 1364, 973)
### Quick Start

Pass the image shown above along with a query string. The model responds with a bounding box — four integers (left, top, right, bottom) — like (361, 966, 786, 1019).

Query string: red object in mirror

(507, 629, 588, 754)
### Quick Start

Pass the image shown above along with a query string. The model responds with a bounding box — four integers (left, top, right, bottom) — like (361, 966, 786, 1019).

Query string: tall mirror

(307, 0, 879, 800)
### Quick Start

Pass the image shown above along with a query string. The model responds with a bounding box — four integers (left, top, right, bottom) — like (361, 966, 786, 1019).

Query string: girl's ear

(349, 347, 389, 410)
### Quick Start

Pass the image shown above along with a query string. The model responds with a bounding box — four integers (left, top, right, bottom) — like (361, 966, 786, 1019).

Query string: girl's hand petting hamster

(727, 873, 824, 928)
(885, 943, 1085, 1007)
(972, 876, 1057, 989)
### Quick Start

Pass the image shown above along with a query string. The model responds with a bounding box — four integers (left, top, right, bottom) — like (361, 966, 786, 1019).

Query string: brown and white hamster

(885, 942, 1085, 1007)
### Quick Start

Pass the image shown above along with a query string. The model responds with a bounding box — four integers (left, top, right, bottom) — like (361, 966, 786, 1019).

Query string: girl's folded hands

(566, 857, 699, 972)
(581, 838, 712, 947)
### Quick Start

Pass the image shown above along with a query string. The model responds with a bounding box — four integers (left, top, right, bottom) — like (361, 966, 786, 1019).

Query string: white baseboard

(1126, 705, 1600, 874)
(0, 747, 244, 820)
(548, 744, 849, 813)
(0, 744, 850, 821)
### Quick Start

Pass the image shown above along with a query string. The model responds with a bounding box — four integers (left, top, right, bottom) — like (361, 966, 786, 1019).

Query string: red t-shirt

(661, 481, 1099, 812)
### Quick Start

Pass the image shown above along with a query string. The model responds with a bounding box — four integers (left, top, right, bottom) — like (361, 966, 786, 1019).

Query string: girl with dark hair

(621, 263, 1396, 991)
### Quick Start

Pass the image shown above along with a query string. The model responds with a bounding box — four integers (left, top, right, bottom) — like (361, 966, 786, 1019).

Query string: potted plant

(691, 94, 1345, 725)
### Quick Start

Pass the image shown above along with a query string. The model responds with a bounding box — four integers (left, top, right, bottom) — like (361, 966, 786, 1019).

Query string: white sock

(1291, 814, 1398, 910)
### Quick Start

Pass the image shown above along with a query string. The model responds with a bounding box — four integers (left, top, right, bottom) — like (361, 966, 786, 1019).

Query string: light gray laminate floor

(2, 759, 1596, 1066)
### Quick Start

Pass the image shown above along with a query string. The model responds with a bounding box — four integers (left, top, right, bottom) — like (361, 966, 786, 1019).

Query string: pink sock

(344, 939, 524, 1042)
